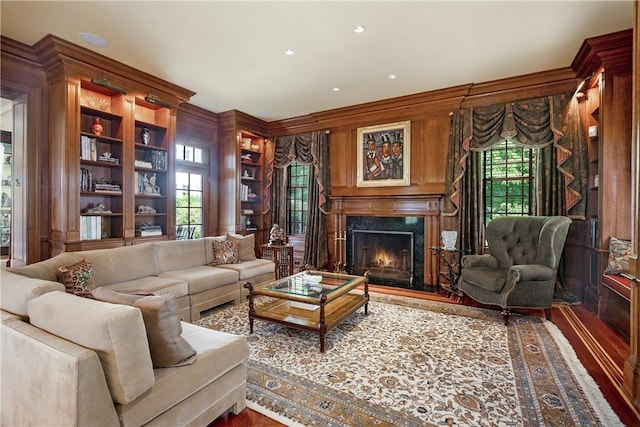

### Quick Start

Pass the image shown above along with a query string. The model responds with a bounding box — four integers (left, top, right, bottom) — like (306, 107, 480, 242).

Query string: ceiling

(0, 1, 634, 122)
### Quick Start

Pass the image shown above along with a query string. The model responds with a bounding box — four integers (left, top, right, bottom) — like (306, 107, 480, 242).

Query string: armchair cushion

(461, 267, 508, 293)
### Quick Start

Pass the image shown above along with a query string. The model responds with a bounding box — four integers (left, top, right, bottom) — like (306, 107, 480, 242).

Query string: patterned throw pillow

(210, 240, 240, 266)
(604, 237, 632, 274)
(56, 258, 96, 296)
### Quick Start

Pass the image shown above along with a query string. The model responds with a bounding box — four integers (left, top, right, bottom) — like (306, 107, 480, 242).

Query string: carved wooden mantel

(329, 194, 441, 286)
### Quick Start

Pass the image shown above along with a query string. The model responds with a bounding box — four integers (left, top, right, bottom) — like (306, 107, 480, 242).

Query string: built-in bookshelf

(239, 132, 263, 232)
(133, 100, 170, 239)
(79, 101, 124, 242)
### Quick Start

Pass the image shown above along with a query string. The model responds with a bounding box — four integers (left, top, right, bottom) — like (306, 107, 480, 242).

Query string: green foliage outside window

(484, 141, 535, 224)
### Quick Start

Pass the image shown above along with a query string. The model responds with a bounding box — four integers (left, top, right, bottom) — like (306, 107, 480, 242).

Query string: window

(175, 143, 208, 239)
(483, 140, 535, 224)
(286, 161, 310, 235)
(175, 172, 203, 239)
(176, 144, 204, 163)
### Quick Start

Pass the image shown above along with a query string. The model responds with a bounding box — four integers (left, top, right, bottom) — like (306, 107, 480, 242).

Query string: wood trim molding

(32, 34, 195, 106)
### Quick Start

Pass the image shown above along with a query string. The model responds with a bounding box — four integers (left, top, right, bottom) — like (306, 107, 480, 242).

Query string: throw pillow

(604, 236, 632, 274)
(210, 240, 240, 266)
(132, 295, 197, 368)
(56, 258, 96, 296)
(92, 288, 197, 368)
(226, 232, 257, 261)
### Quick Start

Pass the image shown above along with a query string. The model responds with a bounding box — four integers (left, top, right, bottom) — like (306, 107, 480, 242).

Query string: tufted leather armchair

(458, 216, 572, 325)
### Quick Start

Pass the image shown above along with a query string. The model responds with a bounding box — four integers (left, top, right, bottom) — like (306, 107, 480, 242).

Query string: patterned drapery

(443, 93, 588, 253)
(265, 131, 330, 269)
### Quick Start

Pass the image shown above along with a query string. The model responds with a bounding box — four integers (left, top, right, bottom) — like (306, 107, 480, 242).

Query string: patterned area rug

(195, 294, 622, 426)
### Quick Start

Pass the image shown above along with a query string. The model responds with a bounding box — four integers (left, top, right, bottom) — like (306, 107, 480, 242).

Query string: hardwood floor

(210, 285, 639, 427)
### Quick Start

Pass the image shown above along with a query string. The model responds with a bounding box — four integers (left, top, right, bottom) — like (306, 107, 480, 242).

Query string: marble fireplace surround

(330, 195, 441, 290)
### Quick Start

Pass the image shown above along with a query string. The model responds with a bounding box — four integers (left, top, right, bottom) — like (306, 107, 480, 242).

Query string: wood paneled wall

(267, 69, 580, 276)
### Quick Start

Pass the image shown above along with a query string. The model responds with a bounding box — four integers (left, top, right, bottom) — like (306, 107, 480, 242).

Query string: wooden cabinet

(261, 244, 294, 279)
(218, 110, 269, 247)
(1, 137, 11, 256)
(239, 133, 264, 232)
(36, 35, 194, 254)
(133, 99, 171, 240)
(570, 29, 633, 312)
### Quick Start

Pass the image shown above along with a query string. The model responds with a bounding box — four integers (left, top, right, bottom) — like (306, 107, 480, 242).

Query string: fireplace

(346, 216, 425, 290)
(351, 230, 414, 285)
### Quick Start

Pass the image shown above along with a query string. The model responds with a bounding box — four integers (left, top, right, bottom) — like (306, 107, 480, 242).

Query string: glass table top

(261, 270, 364, 299)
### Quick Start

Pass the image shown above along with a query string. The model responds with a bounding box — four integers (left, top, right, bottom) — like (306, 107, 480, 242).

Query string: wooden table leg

(244, 282, 255, 333)
(319, 294, 327, 352)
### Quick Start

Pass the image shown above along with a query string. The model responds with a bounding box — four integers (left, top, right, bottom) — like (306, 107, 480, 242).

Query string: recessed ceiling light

(388, 74, 397, 80)
(354, 25, 365, 33)
(78, 32, 108, 47)
(333, 87, 340, 92)
(285, 49, 294, 55)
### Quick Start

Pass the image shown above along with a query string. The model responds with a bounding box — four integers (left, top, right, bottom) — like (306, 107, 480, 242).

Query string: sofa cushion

(28, 291, 155, 405)
(218, 259, 276, 280)
(154, 239, 207, 273)
(116, 322, 249, 427)
(604, 236, 632, 274)
(56, 258, 96, 296)
(98, 276, 189, 299)
(92, 288, 197, 368)
(226, 232, 257, 261)
(204, 235, 228, 264)
(159, 265, 239, 294)
(7, 252, 84, 282)
(210, 240, 240, 266)
(0, 270, 65, 319)
(79, 244, 159, 286)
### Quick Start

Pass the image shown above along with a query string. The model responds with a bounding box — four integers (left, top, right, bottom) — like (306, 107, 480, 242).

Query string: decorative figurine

(142, 173, 161, 195)
(141, 127, 150, 145)
(91, 117, 103, 136)
(269, 224, 285, 246)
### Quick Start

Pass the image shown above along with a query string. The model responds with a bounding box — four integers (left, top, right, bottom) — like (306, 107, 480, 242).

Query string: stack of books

(135, 224, 162, 237)
(93, 182, 122, 193)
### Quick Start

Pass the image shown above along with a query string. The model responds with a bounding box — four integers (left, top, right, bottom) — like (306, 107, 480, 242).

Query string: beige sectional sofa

(0, 235, 275, 426)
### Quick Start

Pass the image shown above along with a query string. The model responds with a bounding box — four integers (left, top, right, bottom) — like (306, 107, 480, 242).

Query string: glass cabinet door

(1, 138, 12, 256)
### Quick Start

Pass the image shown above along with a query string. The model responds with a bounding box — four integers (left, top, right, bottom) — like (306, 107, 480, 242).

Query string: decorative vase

(441, 230, 458, 250)
(91, 117, 103, 136)
(141, 127, 150, 145)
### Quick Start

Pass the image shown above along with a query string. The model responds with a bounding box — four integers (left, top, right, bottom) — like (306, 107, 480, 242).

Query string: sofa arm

(461, 254, 499, 269)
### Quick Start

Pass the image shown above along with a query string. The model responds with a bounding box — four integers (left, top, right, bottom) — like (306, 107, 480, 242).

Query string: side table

(260, 244, 294, 279)
(430, 246, 467, 296)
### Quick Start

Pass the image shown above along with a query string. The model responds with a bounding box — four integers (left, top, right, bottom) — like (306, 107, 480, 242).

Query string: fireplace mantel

(329, 195, 441, 287)
(330, 195, 441, 217)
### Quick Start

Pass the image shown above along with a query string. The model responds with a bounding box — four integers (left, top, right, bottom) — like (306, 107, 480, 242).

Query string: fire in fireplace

(350, 230, 414, 286)
(346, 216, 425, 290)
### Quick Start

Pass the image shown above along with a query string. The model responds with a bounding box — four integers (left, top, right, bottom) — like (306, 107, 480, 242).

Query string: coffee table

(244, 270, 369, 352)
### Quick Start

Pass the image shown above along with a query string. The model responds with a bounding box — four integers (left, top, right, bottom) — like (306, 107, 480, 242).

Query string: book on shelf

(136, 150, 167, 170)
(137, 224, 162, 231)
(134, 160, 153, 168)
(135, 229, 163, 237)
(93, 182, 122, 193)
(80, 136, 97, 161)
(80, 215, 102, 240)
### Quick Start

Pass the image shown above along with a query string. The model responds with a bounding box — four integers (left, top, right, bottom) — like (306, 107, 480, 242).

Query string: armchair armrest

(507, 264, 554, 283)
(461, 254, 499, 269)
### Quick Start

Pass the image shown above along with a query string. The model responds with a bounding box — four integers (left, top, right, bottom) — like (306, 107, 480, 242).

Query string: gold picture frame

(356, 120, 411, 187)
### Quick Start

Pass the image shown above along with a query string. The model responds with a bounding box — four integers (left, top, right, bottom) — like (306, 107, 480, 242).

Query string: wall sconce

(91, 76, 127, 94)
(144, 93, 172, 109)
